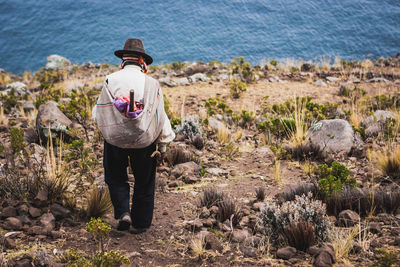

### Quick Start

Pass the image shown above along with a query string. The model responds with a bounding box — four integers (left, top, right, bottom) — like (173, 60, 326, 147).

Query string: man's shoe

(117, 213, 131, 231)
(129, 226, 149, 234)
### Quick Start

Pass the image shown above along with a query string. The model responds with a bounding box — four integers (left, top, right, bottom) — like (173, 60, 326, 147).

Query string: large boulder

(45, 55, 71, 70)
(35, 101, 73, 142)
(306, 119, 363, 156)
(361, 110, 394, 137)
(189, 73, 208, 83)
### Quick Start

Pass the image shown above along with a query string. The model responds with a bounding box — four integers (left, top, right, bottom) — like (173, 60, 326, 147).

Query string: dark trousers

(103, 141, 157, 228)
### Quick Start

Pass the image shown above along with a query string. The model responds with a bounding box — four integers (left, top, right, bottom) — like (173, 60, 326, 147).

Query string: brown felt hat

(114, 38, 153, 65)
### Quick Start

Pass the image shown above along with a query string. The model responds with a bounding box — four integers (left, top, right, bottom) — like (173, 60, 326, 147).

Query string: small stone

(34, 190, 48, 206)
(209, 206, 219, 215)
(17, 204, 29, 215)
(240, 246, 257, 258)
(17, 215, 32, 226)
(338, 210, 360, 227)
(184, 219, 203, 231)
(200, 207, 210, 219)
(308, 246, 320, 256)
(204, 234, 223, 253)
(28, 225, 43, 235)
(50, 231, 62, 239)
(314, 79, 327, 87)
(1, 206, 17, 218)
(394, 236, 400, 246)
(326, 76, 341, 82)
(231, 229, 250, 243)
(183, 176, 198, 184)
(276, 246, 297, 260)
(368, 222, 382, 234)
(4, 217, 23, 230)
(4, 237, 16, 249)
(245, 236, 262, 247)
(168, 181, 179, 188)
(29, 207, 42, 218)
(314, 251, 334, 267)
(50, 203, 71, 220)
(252, 202, 263, 212)
(40, 213, 56, 232)
(202, 218, 216, 227)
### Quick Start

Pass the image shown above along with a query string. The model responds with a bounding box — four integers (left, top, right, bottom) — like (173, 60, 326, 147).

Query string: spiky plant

(85, 186, 113, 219)
(255, 186, 267, 202)
(217, 196, 243, 227)
(289, 143, 325, 161)
(199, 187, 224, 209)
(283, 221, 315, 251)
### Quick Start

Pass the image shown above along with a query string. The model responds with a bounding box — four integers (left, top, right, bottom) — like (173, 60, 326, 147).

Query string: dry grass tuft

(0, 107, 8, 126)
(190, 236, 206, 258)
(217, 125, 230, 144)
(85, 186, 113, 218)
(273, 159, 281, 183)
(275, 182, 319, 203)
(289, 143, 325, 161)
(376, 146, 400, 179)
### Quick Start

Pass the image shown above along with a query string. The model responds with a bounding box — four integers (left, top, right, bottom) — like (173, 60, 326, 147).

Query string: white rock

(314, 79, 327, 87)
(45, 54, 71, 70)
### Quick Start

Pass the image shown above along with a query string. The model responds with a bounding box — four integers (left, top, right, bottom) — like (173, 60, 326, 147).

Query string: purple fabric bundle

(113, 99, 143, 118)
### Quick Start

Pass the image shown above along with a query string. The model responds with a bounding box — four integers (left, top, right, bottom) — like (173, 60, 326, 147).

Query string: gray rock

(240, 246, 257, 258)
(367, 77, 389, 83)
(23, 101, 35, 113)
(1, 206, 17, 218)
(159, 77, 176, 87)
(189, 73, 208, 83)
(361, 110, 394, 137)
(183, 176, 198, 184)
(200, 207, 210, 219)
(314, 79, 327, 87)
(4, 217, 23, 230)
(307, 119, 363, 156)
(35, 101, 73, 142)
(173, 77, 190, 86)
(207, 167, 229, 177)
(29, 207, 42, 218)
(40, 213, 56, 232)
(245, 236, 262, 247)
(184, 219, 203, 231)
(205, 234, 223, 252)
(34, 189, 48, 206)
(313, 244, 336, 267)
(276, 246, 297, 260)
(171, 161, 201, 178)
(231, 229, 250, 243)
(3, 82, 29, 96)
(17, 204, 29, 215)
(218, 74, 229, 81)
(326, 77, 341, 82)
(50, 203, 71, 220)
(45, 54, 71, 70)
(367, 222, 382, 234)
(314, 251, 333, 267)
(338, 210, 360, 227)
(252, 202, 263, 212)
(208, 117, 225, 132)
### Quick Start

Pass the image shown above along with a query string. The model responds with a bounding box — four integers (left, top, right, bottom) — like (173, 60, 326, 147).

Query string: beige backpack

(95, 76, 165, 148)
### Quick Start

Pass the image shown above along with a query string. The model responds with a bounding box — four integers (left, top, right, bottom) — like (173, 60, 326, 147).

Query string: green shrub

(205, 97, 232, 116)
(269, 60, 278, 67)
(92, 250, 130, 267)
(60, 248, 90, 266)
(231, 56, 255, 83)
(0, 89, 19, 113)
(86, 217, 111, 252)
(229, 78, 247, 99)
(318, 161, 357, 196)
(373, 248, 398, 267)
(9, 127, 25, 154)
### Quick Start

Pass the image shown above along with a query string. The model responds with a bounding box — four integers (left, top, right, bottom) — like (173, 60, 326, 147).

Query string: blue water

(0, 0, 399, 74)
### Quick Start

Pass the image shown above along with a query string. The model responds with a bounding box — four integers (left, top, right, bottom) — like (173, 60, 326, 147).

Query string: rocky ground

(0, 54, 400, 266)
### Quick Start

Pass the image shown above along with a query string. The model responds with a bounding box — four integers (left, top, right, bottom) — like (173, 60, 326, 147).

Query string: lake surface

(0, 0, 399, 73)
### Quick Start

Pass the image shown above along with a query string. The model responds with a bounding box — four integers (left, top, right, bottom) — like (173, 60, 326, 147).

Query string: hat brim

(114, 50, 153, 65)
